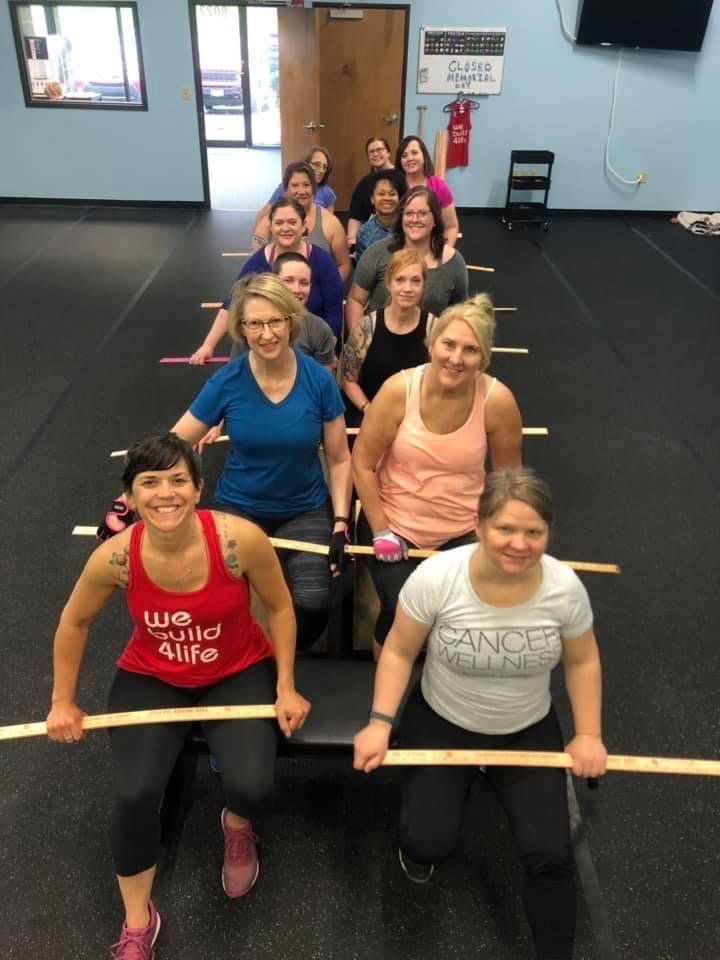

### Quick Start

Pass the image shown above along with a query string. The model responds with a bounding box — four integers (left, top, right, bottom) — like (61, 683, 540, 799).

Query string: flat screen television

(575, 0, 714, 52)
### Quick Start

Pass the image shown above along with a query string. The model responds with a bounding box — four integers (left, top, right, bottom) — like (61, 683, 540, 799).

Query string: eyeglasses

(368, 148, 386, 156)
(403, 210, 432, 221)
(241, 317, 289, 333)
(310, 161, 328, 170)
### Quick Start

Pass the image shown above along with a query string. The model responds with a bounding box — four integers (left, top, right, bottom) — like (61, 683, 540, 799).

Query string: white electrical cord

(605, 48, 643, 185)
(555, 0, 577, 42)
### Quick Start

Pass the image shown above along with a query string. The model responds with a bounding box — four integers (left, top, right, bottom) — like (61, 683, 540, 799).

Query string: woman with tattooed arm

(342, 249, 435, 427)
(48, 433, 309, 958)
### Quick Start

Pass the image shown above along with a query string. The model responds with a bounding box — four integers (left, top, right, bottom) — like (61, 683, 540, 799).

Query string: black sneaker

(398, 847, 434, 884)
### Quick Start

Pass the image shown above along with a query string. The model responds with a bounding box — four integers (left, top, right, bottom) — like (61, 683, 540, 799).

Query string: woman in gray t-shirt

(353, 467, 607, 960)
(345, 186, 468, 330)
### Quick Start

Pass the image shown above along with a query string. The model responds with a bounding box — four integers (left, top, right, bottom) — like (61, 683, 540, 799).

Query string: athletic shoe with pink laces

(221, 808, 259, 897)
(109, 900, 161, 959)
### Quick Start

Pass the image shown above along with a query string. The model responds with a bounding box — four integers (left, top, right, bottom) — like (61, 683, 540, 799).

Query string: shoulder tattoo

(109, 545, 130, 588)
(221, 514, 241, 575)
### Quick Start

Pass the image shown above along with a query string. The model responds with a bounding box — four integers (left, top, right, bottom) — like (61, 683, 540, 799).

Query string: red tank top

(447, 101, 472, 169)
(118, 510, 273, 687)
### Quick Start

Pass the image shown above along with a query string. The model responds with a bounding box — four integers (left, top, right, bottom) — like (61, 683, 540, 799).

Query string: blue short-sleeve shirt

(190, 351, 345, 518)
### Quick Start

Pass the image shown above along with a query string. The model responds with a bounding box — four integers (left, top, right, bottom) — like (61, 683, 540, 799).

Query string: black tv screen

(576, 0, 714, 52)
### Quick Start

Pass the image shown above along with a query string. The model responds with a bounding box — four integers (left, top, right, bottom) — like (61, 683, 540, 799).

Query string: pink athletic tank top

(376, 365, 493, 549)
(118, 510, 273, 687)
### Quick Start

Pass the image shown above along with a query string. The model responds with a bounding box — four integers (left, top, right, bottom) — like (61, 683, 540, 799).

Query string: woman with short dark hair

(48, 432, 310, 958)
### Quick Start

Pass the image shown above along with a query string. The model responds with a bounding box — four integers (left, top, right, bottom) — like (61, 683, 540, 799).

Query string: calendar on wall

(417, 27, 507, 96)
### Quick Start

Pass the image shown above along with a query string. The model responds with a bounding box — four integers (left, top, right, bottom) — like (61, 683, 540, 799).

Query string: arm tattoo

(221, 513, 241, 575)
(109, 546, 130, 588)
(342, 316, 373, 383)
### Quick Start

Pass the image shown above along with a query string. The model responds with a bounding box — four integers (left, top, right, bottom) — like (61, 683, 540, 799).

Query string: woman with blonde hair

(173, 272, 352, 652)
(342, 248, 433, 425)
(352, 294, 523, 657)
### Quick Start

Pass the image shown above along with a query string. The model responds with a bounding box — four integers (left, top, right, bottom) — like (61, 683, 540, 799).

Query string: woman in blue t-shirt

(173, 272, 352, 651)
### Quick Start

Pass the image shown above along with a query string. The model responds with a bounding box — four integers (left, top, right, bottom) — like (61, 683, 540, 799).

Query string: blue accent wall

(1, 0, 718, 208)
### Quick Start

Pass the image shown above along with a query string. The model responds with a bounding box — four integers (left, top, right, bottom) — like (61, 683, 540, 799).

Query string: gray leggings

(215, 500, 333, 650)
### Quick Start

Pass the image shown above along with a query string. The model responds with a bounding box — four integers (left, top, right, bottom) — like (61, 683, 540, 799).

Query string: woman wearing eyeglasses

(397, 136, 459, 247)
(174, 272, 352, 653)
(346, 186, 468, 333)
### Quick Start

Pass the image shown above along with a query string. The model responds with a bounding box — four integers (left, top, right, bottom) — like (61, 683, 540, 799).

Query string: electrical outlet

(637, 171, 649, 184)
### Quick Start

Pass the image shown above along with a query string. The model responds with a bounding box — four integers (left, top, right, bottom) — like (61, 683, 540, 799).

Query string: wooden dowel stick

(109, 425, 546, 457)
(467, 265, 495, 273)
(0, 704, 277, 742)
(160, 357, 230, 364)
(3, 718, 717, 776)
(266, 538, 619, 574)
(200, 299, 516, 312)
(160, 350, 526, 363)
(221, 252, 251, 258)
(382, 749, 720, 777)
(69, 528, 619, 574)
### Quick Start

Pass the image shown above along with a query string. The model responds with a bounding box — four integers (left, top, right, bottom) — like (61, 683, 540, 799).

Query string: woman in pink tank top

(46, 434, 310, 958)
(353, 294, 523, 658)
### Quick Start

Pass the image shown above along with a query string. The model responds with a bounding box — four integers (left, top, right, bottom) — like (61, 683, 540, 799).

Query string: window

(10, 2, 147, 109)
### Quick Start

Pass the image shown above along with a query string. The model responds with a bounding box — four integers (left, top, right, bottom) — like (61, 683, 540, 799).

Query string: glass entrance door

(196, 5, 250, 146)
(195, 4, 280, 148)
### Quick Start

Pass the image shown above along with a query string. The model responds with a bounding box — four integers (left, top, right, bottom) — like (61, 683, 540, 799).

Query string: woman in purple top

(396, 136, 459, 247)
(190, 198, 344, 363)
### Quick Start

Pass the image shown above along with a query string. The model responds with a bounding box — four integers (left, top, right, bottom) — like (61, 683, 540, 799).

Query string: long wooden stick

(467, 265, 495, 273)
(69, 527, 619, 574)
(159, 349, 527, 365)
(382, 749, 720, 777)
(0, 704, 277, 742)
(221, 252, 251, 258)
(160, 357, 230, 364)
(199, 301, 516, 311)
(108, 425, 547, 458)
(266, 538, 620, 574)
(2, 715, 716, 776)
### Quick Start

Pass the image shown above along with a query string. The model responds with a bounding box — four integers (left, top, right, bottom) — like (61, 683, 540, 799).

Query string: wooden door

(277, 7, 320, 170)
(317, 7, 407, 210)
(277, 5, 407, 211)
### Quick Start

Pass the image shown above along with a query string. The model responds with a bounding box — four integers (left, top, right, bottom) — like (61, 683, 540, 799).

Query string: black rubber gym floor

(0, 205, 718, 959)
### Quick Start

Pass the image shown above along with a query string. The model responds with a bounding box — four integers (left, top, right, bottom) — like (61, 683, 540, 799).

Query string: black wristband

(369, 710, 395, 726)
(333, 516, 349, 524)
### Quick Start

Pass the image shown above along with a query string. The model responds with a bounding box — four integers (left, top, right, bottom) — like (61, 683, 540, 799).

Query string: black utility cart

(502, 150, 555, 231)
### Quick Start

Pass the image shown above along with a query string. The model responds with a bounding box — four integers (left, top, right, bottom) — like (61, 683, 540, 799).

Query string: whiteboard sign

(417, 27, 507, 96)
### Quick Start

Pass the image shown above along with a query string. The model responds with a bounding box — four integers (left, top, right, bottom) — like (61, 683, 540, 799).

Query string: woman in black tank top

(342, 249, 432, 426)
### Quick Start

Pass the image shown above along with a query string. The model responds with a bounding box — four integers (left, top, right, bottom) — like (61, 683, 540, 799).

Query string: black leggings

(356, 512, 476, 646)
(398, 686, 575, 960)
(216, 500, 332, 651)
(108, 660, 277, 877)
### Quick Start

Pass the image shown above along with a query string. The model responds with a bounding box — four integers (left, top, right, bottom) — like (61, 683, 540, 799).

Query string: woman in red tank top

(46, 433, 310, 960)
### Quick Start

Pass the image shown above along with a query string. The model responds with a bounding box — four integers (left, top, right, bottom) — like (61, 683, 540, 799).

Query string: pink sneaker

(221, 808, 259, 898)
(109, 901, 161, 959)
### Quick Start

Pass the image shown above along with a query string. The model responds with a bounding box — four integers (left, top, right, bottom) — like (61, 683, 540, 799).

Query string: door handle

(383, 113, 399, 124)
(303, 121, 326, 131)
